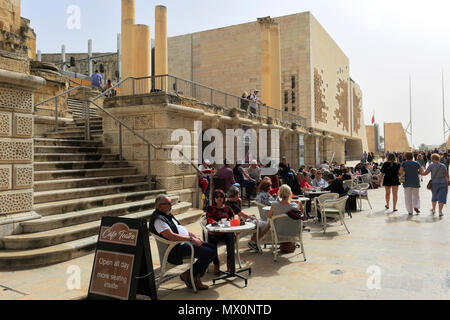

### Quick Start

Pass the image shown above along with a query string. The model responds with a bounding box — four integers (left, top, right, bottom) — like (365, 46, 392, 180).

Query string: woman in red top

(298, 172, 312, 192)
(205, 189, 235, 275)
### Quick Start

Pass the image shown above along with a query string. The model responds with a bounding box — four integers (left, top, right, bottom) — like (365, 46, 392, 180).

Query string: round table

(206, 222, 256, 287)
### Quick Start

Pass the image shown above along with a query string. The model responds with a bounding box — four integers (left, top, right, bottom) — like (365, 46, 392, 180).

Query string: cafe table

(206, 222, 256, 287)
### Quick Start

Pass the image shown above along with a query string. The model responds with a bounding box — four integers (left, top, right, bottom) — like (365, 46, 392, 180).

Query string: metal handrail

(34, 85, 91, 109)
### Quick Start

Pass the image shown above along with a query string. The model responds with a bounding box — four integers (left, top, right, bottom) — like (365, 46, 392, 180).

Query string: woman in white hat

(246, 160, 262, 184)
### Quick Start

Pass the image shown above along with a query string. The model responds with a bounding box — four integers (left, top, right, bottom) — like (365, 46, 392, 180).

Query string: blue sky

(22, 0, 450, 146)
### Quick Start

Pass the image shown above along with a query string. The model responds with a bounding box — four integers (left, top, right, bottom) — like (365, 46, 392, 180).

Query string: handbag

(427, 165, 444, 190)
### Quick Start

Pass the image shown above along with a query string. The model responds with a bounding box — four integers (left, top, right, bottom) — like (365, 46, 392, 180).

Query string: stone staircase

(0, 104, 202, 270)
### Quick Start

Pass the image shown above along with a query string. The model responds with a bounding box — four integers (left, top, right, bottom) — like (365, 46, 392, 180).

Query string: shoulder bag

(427, 164, 444, 190)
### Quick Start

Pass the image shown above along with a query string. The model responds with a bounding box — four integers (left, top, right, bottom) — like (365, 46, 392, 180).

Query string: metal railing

(103, 74, 306, 128)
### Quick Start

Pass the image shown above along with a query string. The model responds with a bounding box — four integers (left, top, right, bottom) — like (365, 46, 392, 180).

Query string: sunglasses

(215, 195, 224, 199)
(160, 202, 172, 205)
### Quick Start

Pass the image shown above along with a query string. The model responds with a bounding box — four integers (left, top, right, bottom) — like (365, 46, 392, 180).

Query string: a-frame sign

(87, 217, 158, 300)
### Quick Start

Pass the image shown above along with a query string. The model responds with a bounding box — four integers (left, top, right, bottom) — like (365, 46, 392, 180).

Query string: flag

(371, 115, 375, 124)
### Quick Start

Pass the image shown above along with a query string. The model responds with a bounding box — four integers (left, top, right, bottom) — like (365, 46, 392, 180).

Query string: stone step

(34, 146, 111, 154)
(34, 174, 147, 192)
(34, 160, 129, 171)
(57, 125, 103, 132)
(34, 138, 103, 147)
(22, 197, 184, 234)
(34, 182, 150, 204)
(33, 189, 165, 216)
(0, 202, 193, 270)
(37, 134, 103, 141)
(34, 167, 137, 181)
(34, 153, 118, 162)
(44, 129, 103, 137)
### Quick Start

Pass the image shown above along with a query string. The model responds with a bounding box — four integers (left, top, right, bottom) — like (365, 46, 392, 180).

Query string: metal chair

(320, 195, 350, 234)
(270, 213, 306, 262)
(151, 233, 197, 293)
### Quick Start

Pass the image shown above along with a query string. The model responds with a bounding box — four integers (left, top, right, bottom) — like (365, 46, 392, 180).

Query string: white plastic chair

(360, 173, 373, 189)
(270, 213, 306, 262)
(151, 233, 197, 293)
(320, 196, 350, 234)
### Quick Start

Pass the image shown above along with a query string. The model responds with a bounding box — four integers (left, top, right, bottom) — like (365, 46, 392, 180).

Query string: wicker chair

(151, 233, 198, 293)
(319, 196, 350, 234)
(270, 213, 306, 262)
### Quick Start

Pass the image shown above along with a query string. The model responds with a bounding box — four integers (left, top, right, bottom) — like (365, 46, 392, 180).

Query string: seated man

(324, 173, 347, 196)
(149, 194, 216, 291)
(226, 186, 271, 251)
(215, 159, 238, 191)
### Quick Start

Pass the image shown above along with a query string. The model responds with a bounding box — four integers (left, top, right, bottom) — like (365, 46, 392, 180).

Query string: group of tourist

(378, 151, 449, 217)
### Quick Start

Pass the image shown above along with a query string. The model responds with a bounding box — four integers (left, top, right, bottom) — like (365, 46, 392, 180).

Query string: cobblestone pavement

(0, 175, 448, 300)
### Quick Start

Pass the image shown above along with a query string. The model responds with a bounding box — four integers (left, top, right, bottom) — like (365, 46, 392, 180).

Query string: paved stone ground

(0, 175, 448, 300)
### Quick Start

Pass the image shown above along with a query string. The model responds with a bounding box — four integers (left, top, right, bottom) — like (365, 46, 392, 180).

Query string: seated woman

(205, 189, 235, 275)
(297, 172, 313, 193)
(268, 184, 305, 220)
(311, 171, 328, 188)
(226, 186, 271, 251)
(256, 180, 277, 206)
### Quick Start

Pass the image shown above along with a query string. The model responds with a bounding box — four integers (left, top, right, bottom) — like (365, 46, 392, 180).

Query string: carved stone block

(0, 164, 12, 191)
(0, 189, 33, 214)
(0, 138, 33, 162)
(0, 86, 33, 113)
(0, 111, 12, 136)
(13, 164, 33, 189)
(13, 113, 33, 137)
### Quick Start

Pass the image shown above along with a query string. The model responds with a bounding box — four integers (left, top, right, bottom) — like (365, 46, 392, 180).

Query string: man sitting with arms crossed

(149, 194, 216, 290)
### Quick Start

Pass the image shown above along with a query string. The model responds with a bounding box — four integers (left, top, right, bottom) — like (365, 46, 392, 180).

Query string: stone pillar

(155, 5, 168, 77)
(258, 17, 272, 107)
(0, 67, 45, 238)
(269, 23, 282, 110)
(132, 24, 151, 92)
(121, 0, 135, 94)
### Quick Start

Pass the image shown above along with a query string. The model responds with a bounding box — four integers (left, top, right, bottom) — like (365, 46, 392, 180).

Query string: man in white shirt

(149, 195, 215, 290)
(320, 161, 330, 171)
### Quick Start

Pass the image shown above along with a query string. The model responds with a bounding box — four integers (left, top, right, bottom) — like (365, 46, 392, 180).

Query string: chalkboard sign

(87, 217, 158, 300)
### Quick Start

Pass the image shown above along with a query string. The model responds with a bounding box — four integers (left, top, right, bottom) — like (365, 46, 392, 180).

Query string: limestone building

(167, 12, 368, 165)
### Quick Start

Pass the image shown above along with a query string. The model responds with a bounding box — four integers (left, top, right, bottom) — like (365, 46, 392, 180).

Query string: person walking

(399, 152, 424, 216)
(422, 153, 449, 217)
(378, 153, 401, 212)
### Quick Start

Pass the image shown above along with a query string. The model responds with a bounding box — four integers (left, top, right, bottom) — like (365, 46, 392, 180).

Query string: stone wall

(41, 53, 119, 83)
(0, 58, 45, 237)
(384, 122, 411, 153)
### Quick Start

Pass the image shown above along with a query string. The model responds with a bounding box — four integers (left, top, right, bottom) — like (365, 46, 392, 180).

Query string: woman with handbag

(421, 154, 449, 217)
(378, 153, 401, 212)
(399, 152, 424, 216)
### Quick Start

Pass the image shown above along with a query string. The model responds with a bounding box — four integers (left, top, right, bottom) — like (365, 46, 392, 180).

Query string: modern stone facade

(384, 122, 411, 153)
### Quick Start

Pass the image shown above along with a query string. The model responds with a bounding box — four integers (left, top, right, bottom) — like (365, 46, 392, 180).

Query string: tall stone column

(155, 5, 168, 76)
(269, 23, 282, 111)
(121, 0, 135, 94)
(132, 24, 151, 91)
(258, 17, 272, 107)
